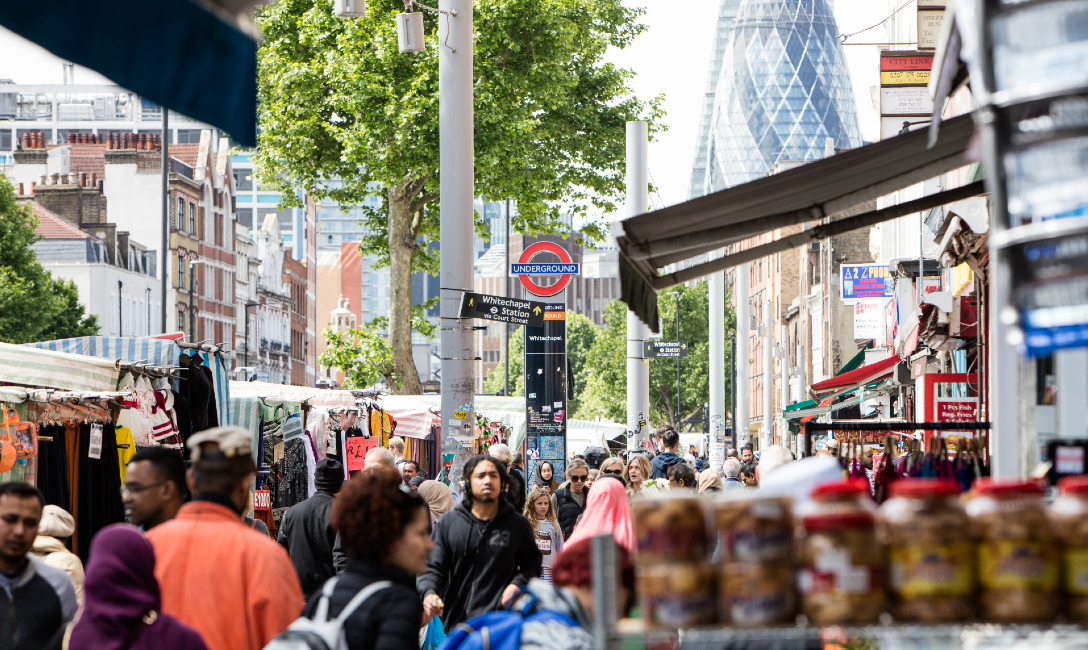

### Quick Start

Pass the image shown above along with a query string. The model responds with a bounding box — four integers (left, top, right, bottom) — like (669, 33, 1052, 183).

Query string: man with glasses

(122, 447, 188, 530)
(554, 458, 589, 539)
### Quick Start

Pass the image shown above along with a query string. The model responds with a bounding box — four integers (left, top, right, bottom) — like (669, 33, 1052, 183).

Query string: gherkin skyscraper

(705, 0, 861, 191)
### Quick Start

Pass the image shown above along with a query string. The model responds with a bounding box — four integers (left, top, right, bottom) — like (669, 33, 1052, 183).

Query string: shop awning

(0, 341, 119, 392)
(614, 113, 983, 330)
(0, 0, 258, 146)
(809, 356, 899, 399)
(838, 341, 875, 375)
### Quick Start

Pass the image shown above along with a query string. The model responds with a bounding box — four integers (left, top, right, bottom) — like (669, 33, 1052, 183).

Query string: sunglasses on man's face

(570, 474, 588, 482)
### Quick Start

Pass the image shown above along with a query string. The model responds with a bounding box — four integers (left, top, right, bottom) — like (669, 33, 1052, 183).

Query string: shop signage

(880, 70, 931, 86)
(459, 291, 545, 327)
(344, 435, 372, 471)
(880, 54, 934, 72)
(643, 340, 689, 358)
(917, 7, 945, 50)
(880, 88, 934, 115)
(1008, 226, 1088, 356)
(854, 300, 883, 339)
(917, 0, 944, 6)
(841, 264, 894, 303)
(512, 242, 579, 297)
(253, 489, 271, 511)
(525, 303, 567, 492)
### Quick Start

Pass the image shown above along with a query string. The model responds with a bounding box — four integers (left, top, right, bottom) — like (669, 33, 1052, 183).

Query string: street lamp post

(668, 291, 680, 430)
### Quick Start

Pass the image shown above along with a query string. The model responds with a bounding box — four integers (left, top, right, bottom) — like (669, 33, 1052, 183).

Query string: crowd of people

(0, 420, 837, 650)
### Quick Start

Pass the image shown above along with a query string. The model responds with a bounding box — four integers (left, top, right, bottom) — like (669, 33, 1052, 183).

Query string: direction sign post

(644, 341, 689, 358)
(459, 291, 545, 327)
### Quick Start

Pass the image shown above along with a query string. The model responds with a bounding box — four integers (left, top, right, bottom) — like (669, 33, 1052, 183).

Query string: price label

(88, 424, 103, 460)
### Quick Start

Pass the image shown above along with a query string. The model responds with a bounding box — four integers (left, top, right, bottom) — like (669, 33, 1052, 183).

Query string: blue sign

(511, 263, 580, 275)
(841, 264, 895, 302)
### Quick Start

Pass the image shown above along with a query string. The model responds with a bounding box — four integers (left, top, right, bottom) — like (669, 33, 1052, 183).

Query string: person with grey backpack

(265, 468, 434, 650)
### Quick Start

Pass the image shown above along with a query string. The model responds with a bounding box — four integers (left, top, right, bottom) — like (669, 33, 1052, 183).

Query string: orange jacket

(148, 500, 304, 650)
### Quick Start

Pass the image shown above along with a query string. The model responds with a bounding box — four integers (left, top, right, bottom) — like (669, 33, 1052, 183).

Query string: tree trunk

(387, 184, 424, 395)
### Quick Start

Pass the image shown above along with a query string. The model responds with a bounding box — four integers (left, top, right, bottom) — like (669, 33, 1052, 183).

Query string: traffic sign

(644, 340, 689, 358)
(459, 292, 545, 327)
(513, 242, 579, 297)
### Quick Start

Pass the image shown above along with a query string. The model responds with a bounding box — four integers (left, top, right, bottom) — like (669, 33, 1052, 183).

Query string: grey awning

(615, 113, 980, 331)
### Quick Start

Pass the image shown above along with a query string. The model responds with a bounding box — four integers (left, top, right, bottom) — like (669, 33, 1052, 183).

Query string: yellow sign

(454, 410, 468, 419)
(881, 70, 931, 85)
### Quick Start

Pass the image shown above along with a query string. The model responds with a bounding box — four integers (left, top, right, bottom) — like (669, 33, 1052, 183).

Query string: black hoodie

(417, 499, 543, 631)
(651, 451, 684, 480)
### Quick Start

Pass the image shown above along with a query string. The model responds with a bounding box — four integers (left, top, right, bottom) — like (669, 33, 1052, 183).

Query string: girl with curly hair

(523, 488, 564, 582)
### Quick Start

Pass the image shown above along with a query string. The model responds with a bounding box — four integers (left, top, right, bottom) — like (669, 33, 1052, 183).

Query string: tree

(483, 311, 597, 412)
(578, 283, 736, 429)
(255, 0, 663, 393)
(0, 178, 98, 343)
(320, 302, 437, 390)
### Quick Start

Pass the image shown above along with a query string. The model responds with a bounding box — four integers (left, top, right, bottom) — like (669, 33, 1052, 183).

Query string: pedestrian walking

(739, 460, 759, 488)
(0, 482, 77, 649)
(739, 443, 755, 463)
(122, 446, 188, 530)
(418, 455, 543, 631)
(721, 458, 745, 491)
(288, 467, 432, 650)
(697, 470, 723, 494)
(417, 479, 455, 528)
(524, 488, 564, 583)
(756, 445, 794, 483)
(401, 461, 424, 484)
(668, 463, 696, 490)
(242, 491, 270, 536)
(597, 457, 625, 486)
(564, 475, 636, 554)
(534, 461, 561, 494)
(584, 468, 599, 492)
(389, 436, 407, 473)
(489, 443, 525, 513)
(650, 428, 684, 479)
(623, 454, 651, 500)
(277, 457, 345, 601)
(147, 427, 303, 650)
(32, 504, 84, 605)
(69, 524, 208, 650)
(365, 446, 395, 470)
(554, 459, 590, 539)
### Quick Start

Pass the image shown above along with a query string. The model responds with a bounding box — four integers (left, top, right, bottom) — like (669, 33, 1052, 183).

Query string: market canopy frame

(614, 113, 984, 331)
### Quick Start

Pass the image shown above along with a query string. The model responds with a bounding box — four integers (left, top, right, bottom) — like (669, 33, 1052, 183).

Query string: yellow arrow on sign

(533, 306, 542, 315)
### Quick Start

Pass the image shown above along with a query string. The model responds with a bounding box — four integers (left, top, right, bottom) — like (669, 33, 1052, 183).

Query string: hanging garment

(149, 378, 183, 450)
(115, 374, 154, 446)
(37, 423, 70, 512)
(115, 426, 136, 482)
(76, 422, 125, 562)
(65, 422, 80, 537)
(181, 355, 213, 434)
(198, 362, 220, 429)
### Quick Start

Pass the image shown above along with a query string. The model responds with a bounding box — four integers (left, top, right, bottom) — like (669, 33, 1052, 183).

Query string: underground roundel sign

(511, 242, 580, 297)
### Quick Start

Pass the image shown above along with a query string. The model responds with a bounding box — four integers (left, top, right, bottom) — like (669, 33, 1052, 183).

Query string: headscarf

(534, 461, 561, 493)
(70, 524, 207, 650)
(417, 480, 455, 522)
(564, 475, 637, 554)
(698, 469, 723, 493)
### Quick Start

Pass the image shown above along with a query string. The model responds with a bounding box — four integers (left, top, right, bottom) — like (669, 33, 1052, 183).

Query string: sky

(1, 0, 892, 211)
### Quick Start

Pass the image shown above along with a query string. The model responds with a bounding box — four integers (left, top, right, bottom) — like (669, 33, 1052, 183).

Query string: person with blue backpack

(440, 536, 635, 650)
(418, 455, 542, 632)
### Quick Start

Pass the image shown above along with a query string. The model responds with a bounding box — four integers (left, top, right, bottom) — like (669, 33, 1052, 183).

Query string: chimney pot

(21, 133, 29, 149)
(91, 172, 97, 186)
(107, 133, 113, 149)
(40, 175, 47, 186)
(97, 179, 104, 194)
(80, 172, 87, 187)
(69, 173, 79, 185)
(29, 182, 35, 195)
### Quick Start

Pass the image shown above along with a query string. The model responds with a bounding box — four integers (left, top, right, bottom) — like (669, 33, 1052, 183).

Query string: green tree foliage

(319, 302, 437, 390)
(0, 179, 98, 343)
(483, 312, 597, 413)
(578, 283, 736, 429)
(255, 0, 663, 393)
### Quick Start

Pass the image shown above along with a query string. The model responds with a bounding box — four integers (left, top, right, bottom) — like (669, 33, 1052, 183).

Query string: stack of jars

(633, 495, 715, 628)
(714, 495, 795, 626)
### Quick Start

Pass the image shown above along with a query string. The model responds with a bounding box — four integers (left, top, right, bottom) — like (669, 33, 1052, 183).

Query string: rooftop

(31, 203, 98, 241)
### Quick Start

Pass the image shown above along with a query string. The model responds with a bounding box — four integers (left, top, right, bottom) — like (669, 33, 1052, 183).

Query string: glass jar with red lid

(965, 478, 1058, 622)
(876, 478, 973, 622)
(796, 479, 885, 624)
(1048, 475, 1088, 620)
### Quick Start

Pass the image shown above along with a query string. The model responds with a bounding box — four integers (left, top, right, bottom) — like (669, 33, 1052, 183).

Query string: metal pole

(764, 298, 773, 449)
(781, 324, 790, 450)
(188, 263, 194, 340)
(730, 333, 736, 451)
(709, 259, 725, 471)
(590, 534, 618, 650)
(625, 121, 651, 451)
(505, 198, 511, 397)
(245, 306, 250, 368)
(675, 292, 681, 430)
(735, 264, 750, 446)
(161, 108, 169, 333)
(439, 0, 475, 444)
(796, 342, 807, 456)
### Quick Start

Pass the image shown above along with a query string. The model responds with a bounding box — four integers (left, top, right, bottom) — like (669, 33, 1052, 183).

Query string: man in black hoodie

(650, 427, 684, 479)
(277, 458, 344, 600)
(418, 455, 542, 631)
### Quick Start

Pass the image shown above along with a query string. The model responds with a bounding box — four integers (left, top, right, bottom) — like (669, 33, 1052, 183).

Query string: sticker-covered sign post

(514, 242, 577, 489)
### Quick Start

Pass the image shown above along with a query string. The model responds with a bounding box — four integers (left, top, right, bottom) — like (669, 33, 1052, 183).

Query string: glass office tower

(705, 0, 861, 191)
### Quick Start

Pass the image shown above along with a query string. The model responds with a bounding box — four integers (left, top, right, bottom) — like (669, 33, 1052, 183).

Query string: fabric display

(36, 423, 70, 512)
(177, 354, 219, 447)
(77, 421, 126, 560)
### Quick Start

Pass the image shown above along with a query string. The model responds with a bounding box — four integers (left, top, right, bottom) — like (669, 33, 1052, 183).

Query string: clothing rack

(28, 389, 134, 408)
(176, 340, 229, 356)
(115, 359, 187, 379)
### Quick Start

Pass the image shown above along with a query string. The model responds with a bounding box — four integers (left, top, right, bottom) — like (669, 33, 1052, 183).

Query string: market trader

(148, 427, 303, 650)
(418, 455, 542, 631)
(123, 446, 188, 530)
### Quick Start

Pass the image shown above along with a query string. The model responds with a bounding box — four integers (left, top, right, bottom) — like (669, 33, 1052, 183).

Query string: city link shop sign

(512, 242, 580, 297)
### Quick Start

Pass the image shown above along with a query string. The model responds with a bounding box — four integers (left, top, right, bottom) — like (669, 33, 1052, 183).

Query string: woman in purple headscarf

(69, 524, 208, 650)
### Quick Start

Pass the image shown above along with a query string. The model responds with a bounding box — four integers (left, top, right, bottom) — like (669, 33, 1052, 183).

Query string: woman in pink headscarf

(564, 474, 637, 554)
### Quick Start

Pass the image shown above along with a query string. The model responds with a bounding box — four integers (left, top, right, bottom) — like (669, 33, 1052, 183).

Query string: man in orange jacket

(148, 426, 304, 650)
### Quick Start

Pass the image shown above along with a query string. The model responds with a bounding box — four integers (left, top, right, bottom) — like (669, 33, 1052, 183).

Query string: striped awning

(0, 341, 119, 391)
(25, 336, 179, 367)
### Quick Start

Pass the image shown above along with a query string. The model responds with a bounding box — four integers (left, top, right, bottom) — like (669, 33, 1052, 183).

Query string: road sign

(514, 242, 579, 297)
(644, 340, 689, 358)
(459, 291, 545, 327)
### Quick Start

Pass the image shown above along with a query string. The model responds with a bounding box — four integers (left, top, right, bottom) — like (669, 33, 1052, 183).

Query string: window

(178, 309, 185, 333)
(0, 130, 10, 150)
(233, 170, 253, 191)
(188, 203, 195, 234)
(237, 208, 253, 229)
(176, 129, 203, 144)
(175, 198, 184, 230)
(177, 254, 185, 288)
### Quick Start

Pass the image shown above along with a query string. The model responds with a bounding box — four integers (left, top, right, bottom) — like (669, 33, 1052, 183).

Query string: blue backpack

(437, 591, 578, 650)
